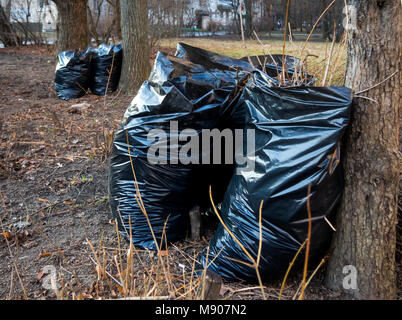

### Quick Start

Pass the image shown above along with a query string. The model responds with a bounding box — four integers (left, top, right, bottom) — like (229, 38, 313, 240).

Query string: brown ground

(0, 45, 400, 300)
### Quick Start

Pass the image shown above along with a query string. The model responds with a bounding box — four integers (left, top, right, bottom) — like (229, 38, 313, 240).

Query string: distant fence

(13, 22, 43, 33)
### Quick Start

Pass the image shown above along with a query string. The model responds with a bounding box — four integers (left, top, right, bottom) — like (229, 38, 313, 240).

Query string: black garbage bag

(55, 49, 91, 100)
(241, 54, 315, 86)
(201, 71, 352, 282)
(108, 45, 252, 249)
(90, 43, 123, 95)
(173, 42, 257, 211)
(176, 43, 254, 73)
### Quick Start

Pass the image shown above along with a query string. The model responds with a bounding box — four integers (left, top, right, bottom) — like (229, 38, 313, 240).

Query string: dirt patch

(0, 46, 399, 300)
(0, 48, 131, 299)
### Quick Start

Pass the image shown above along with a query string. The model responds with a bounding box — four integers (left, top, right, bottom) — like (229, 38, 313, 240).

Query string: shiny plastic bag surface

(108, 44, 252, 249)
(55, 49, 91, 100)
(89, 43, 123, 96)
(201, 71, 352, 282)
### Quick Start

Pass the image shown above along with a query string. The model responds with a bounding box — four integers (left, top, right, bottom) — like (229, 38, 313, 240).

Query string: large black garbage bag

(55, 49, 91, 100)
(90, 43, 123, 95)
(201, 71, 352, 282)
(108, 46, 252, 249)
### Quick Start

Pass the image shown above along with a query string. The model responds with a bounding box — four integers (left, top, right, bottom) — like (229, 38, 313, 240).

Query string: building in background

(182, 0, 272, 34)
(186, 0, 235, 30)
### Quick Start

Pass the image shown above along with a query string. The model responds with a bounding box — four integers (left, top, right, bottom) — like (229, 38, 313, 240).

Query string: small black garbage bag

(89, 43, 123, 95)
(108, 45, 252, 249)
(55, 49, 91, 100)
(201, 71, 352, 282)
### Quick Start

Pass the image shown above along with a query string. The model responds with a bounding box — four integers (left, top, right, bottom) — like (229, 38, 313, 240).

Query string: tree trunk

(244, 0, 253, 39)
(115, 0, 122, 39)
(232, 2, 241, 36)
(0, 4, 20, 47)
(321, 0, 331, 40)
(52, 0, 88, 52)
(119, 0, 150, 95)
(5, 0, 11, 19)
(325, 0, 400, 299)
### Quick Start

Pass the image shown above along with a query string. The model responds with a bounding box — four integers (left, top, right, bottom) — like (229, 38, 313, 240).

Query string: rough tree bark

(52, 0, 88, 52)
(325, 0, 400, 299)
(119, 0, 150, 95)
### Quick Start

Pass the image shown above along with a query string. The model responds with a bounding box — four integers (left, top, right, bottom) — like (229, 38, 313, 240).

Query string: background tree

(87, 0, 121, 44)
(244, 0, 253, 38)
(325, 0, 400, 299)
(0, 4, 20, 47)
(321, 0, 344, 41)
(52, 0, 88, 52)
(148, 0, 189, 47)
(8, 0, 45, 46)
(109, 0, 121, 39)
(229, 0, 241, 34)
(119, 0, 150, 95)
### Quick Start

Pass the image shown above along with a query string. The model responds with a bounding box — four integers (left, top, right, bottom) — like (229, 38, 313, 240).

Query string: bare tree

(325, 0, 400, 299)
(244, 0, 253, 38)
(4, 0, 11, 18)
(148, 0, 189, 41)
(321, 0, 344, 41)
(87, 0, 121, 45)
(87, 0, 104, 45)
(9, 0, 45, 45)
(230, 0, 241, 35)
(0, 4, 20, 47)
(107, 0, 121, 39)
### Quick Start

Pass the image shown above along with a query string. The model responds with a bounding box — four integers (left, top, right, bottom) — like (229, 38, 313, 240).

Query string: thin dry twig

(238, 4, 254, 68)
(355, 70, 399, 95)
(322, 22, 337, 86)
(298, 184, 312, 300)
(324, 216, 336, 232)
(281, 0, 291, 84)
(209, 186, 266, 300)
(292, 256, 329, 300)
(279, 240, 307, 300)
(299, 0, 337, 58)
